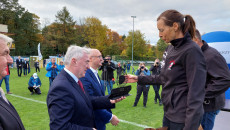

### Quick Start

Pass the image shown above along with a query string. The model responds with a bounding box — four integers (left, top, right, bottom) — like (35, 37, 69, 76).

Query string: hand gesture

(110, 96, 126, 104)
(110, 115, 119, 126)
(125, 74, 138, 83)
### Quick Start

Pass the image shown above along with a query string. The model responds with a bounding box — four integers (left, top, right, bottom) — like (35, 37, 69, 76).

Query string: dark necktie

(78, 80, 85, 93)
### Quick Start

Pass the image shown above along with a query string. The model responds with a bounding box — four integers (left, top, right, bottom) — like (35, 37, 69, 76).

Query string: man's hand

(110, 115, 119, 126)
(110, 96, 126, 104)
(125, 74, 138, 83)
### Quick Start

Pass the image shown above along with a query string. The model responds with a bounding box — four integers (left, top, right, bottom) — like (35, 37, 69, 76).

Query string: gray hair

(0, 34, 13, 47)
(64, 45, 90, 65)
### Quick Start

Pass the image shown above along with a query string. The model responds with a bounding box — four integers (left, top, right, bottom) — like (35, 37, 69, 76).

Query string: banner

(38, 43, 42, 60)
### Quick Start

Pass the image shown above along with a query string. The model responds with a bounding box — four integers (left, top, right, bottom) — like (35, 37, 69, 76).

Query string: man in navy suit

(47, 45, 125, 130)
(80, 49, 120, 130)
(0, 34, 25, 129)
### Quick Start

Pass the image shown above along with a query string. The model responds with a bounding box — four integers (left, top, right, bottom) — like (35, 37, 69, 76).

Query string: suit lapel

(88, 69, 104, 95)
(62, 70, 92, 108)
(0, 98, 24, 129)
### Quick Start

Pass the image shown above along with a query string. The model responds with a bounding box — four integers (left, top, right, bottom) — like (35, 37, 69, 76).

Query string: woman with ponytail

(126, 9, 207, 130)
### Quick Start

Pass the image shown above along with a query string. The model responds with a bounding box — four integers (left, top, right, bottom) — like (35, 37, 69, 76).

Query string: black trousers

(17, 67, 22, 76)
(23, 68, 27, 75)
(163, 115, 184, 130)
(35, 67, 40, 72)
(153, 85, 161, 102)
(134, 85, 149, 106)
(28, 86, 41, 94)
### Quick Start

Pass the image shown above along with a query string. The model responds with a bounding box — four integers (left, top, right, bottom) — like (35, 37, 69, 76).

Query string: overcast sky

(18, 0, 230, 45)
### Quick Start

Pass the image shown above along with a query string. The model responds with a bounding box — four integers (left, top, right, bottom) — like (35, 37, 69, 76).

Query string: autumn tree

(83, 17, 108, 53)
(124, 30, 148, 59)
(0, 0, 41, 56)
(42, 6, 78, 55)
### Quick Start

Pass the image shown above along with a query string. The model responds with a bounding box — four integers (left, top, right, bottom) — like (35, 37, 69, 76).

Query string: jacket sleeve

(90, 96, 115, 110)
(28, 77, 33, 87)
(135, 69, 140, 75)
(55, 63, 60, 72)
(80, 77, 113, 123)
(149, 65, 154, 71)
(137, 74, 162, 85)
(46, 63, 52, 71)
(205, 52, 230, 98)
(183, 48, 206, 130)
(143, 69, 150, 76)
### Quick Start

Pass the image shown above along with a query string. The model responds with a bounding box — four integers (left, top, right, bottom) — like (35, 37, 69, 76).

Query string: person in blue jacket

(46, 58, 60, 87)
(126, 61, 131, 73)
(133, 62, 150, 107)
(28, 73, 41, 95)
(58, 61, 65, 72)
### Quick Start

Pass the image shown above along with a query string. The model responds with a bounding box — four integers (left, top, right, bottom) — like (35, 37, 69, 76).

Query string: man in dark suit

(0, 34, 25, 129)
(80, 49, 120, 130)
(16, 56, 22, 77)
(22, 58, 28, 76)
(47, 45, 124, 130)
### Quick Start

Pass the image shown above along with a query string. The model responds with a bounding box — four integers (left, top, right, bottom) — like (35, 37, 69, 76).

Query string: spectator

(99, 55, 116, 95)
(43, 59, 46, 67)
(123, 62, 126, 73)
(126, 62, 131, 73)
(58, 61, 65, 72)
(0, 64, 12, 94)
(126, 9, 207, 130)
(133, 62, 150, 108)
(23, 58, 29, 76)
(132, 66, 135, 74)
(28, 73, 41, 95)
(194, 29, 230, 130)
(34, 60, 40, 72)
(16, 56, 22, 77)
(46, 58, 60, 87)
(149, 58, 162, 105)
(116, 62, 123, 84)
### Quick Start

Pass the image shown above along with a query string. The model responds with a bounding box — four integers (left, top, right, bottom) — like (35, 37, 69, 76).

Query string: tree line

(0, 0, 168, 60)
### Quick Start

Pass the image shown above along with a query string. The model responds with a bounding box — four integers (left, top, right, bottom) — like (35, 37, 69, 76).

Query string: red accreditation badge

(168, 60, 175, 70)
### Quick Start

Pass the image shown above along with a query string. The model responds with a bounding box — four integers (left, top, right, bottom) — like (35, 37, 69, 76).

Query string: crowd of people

(0, 9, 230, 130)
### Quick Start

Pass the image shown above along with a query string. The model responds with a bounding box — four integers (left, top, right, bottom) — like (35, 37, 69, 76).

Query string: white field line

(9, 94, 153, 128)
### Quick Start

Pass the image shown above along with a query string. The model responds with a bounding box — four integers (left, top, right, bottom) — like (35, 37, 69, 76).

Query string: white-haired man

(47, 45, 124, 130)
(0, 34, 25, 129)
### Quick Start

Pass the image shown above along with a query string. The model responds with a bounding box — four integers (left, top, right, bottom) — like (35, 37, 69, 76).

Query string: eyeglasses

(91, 55, 103, 59)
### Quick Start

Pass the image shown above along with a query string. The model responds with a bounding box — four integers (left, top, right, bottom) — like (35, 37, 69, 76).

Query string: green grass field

(3, 66, 164, 130)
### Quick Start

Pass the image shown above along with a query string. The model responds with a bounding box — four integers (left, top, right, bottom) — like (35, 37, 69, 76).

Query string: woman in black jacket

(126, 9, 207, 130)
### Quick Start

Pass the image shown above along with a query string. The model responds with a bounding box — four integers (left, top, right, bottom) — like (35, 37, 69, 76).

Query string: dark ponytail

(183, 15, 196, 39)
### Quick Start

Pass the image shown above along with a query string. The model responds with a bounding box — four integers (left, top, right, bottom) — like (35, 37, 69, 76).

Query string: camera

(156, 62, 159, 65)
(103, 58, 109, 64)
(141, 66, 144, 69)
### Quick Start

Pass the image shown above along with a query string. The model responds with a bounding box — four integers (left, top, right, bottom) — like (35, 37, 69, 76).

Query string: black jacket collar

(170, 32, 191, 49)
(201, 40, 209, 52)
